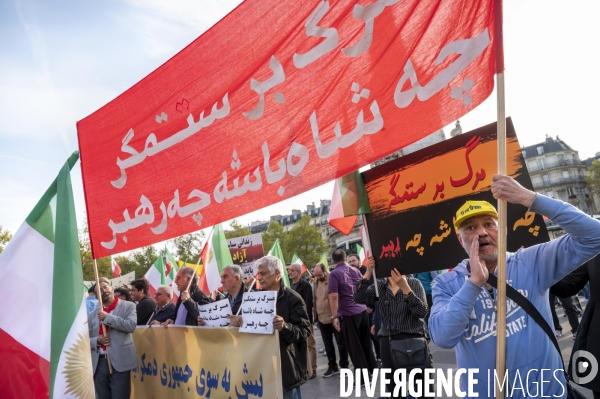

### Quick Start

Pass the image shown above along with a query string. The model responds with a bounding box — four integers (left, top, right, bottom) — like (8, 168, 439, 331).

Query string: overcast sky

(2, 0, 599, 251)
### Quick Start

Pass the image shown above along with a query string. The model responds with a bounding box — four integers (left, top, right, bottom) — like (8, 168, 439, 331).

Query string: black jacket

(274, 280, 311, 392)
(136, 295, 156, 325)
(147, 302, 176, 324)
(292, 278, 314, 324)
(173, 284, 211, 326)
(551, 255, 599, 392)
(225, 282, 249, 315)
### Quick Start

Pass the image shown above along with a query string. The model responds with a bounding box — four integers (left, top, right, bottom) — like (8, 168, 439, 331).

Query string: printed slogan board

(131, 326, 283, 398)
(362, 118, 550, 276)
(227, 233, 265, 277)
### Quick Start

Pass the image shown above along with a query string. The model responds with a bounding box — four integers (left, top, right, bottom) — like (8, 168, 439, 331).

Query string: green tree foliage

(79, 222, 111, 280)
(224, 219, 252, 239)
(262, 221, 289, 260)
(586, 159, 600, 197)
(284, 215, 328, 267)
(0, 225, 13, 254)
(169, 231, 205, 264)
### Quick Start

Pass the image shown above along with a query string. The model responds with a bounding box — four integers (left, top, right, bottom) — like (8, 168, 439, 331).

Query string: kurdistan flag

(0, 152, 94, 399)
(267, 239, 290, 288)
(199, 224, 234, 293)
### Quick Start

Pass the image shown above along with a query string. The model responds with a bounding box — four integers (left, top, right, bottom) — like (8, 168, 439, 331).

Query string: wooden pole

(361, 217, 379, 297)
(495, 0, 507, 396)
(186, 256, 203, 293)
(93, 259, 113, 374)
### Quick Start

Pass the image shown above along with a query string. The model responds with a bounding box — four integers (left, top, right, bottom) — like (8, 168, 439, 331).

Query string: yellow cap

(454, 200, 498, 228)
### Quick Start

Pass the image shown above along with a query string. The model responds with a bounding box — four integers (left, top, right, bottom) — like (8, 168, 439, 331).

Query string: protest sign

(197, 299, 232, 327)
(227, 233, 265, 277)
(83, 271, 135, 289)
(239, 291, 277, 334)
(362, 118, 550, 276)
(131, 326, 283, 398)
(77, 0, 498, 257)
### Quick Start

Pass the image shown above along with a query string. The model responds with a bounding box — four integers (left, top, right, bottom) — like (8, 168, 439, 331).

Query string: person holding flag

(88, 277, 138, 399)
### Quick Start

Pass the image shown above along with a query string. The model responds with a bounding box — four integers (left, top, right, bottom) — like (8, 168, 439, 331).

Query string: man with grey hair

(164, 266, 210, 326)
(147, 285, 176, 325)
(237, 256, 311, 398)
(288, 262, 317, 379)
(199, 265, 246, 326)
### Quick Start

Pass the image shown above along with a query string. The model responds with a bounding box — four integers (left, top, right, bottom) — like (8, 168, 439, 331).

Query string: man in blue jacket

(430, 174, 600, 398)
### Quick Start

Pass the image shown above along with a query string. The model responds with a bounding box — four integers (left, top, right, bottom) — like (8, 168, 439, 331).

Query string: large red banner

(77, 0, 497, 257)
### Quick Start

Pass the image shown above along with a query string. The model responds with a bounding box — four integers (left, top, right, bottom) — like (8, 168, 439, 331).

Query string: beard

(463, 238, 498, 264)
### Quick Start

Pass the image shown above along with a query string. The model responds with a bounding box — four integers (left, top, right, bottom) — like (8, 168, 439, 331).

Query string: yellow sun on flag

(62, 332, 95, 399)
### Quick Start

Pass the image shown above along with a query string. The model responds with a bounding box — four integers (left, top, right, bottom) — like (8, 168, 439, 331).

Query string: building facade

(522, 136, 597, 238)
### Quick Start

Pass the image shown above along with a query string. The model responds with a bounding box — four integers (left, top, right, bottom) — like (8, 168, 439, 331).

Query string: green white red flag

(356, 244, 367, 266)
(143, 249, 179, 303)
(291, 253, 308, 274)
(199, 224, 234, 294)
(110, 255, 121, 277)
(0, 152, 95, 398)
(328, 170, 371, 235)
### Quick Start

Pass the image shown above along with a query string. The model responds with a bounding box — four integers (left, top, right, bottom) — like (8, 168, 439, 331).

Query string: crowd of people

(86, 174, 600, 399)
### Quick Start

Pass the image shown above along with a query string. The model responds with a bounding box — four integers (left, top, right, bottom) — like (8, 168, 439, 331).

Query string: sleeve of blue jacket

(429, 273, 482, 348)
(523, 194, 600, 293)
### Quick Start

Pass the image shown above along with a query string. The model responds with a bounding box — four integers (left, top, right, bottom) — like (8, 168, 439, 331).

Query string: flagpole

(186, 255, 203, 293)
(361, 217, 379, 297)
(494, 0, 507, 397)
(93, 259, 113, 374)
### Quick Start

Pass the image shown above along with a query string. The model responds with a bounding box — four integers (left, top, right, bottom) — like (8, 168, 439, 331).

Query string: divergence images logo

(571, 350, 598, 385)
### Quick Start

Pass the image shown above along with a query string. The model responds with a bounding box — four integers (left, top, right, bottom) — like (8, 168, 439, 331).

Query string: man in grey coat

(88, 277, 138, 399)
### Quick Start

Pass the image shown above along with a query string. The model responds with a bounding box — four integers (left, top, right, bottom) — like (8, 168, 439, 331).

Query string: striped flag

(110, 255, 121, 277)
(327, 170, 371, 235)
(199, 224, 234, 294)
(356, 244, 367, 266)
(164, 247, 180, 302)
(0, 152, 94, 398)
(291, 253, 308, 274)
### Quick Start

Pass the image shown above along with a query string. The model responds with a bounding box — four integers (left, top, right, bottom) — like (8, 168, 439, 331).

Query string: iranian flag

(165, 247, 180, 301)
(0, 152, 94, 398)
(110, 255, 121, 277)
(198, 224, 233, 294)
(328, 170, 371, 235)
(143, 252, 178, 303)
(291, 253, 308, 274)
(356, 244, 367, 266)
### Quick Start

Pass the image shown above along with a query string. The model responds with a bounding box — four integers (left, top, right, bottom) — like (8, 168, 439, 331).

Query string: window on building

(542, 174, 550, 186)
(567, 187, 577, 197)
(562, 171, 570, 179)
(546, 191, 554, 198)
(557, 154, 564, 162)
(537, 159, 545, 170)
(522, 149, 527, 157)
(537, 146, 544, 155)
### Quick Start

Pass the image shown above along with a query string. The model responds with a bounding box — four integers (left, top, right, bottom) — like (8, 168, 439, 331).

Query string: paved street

(300, 305, 595, 398)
